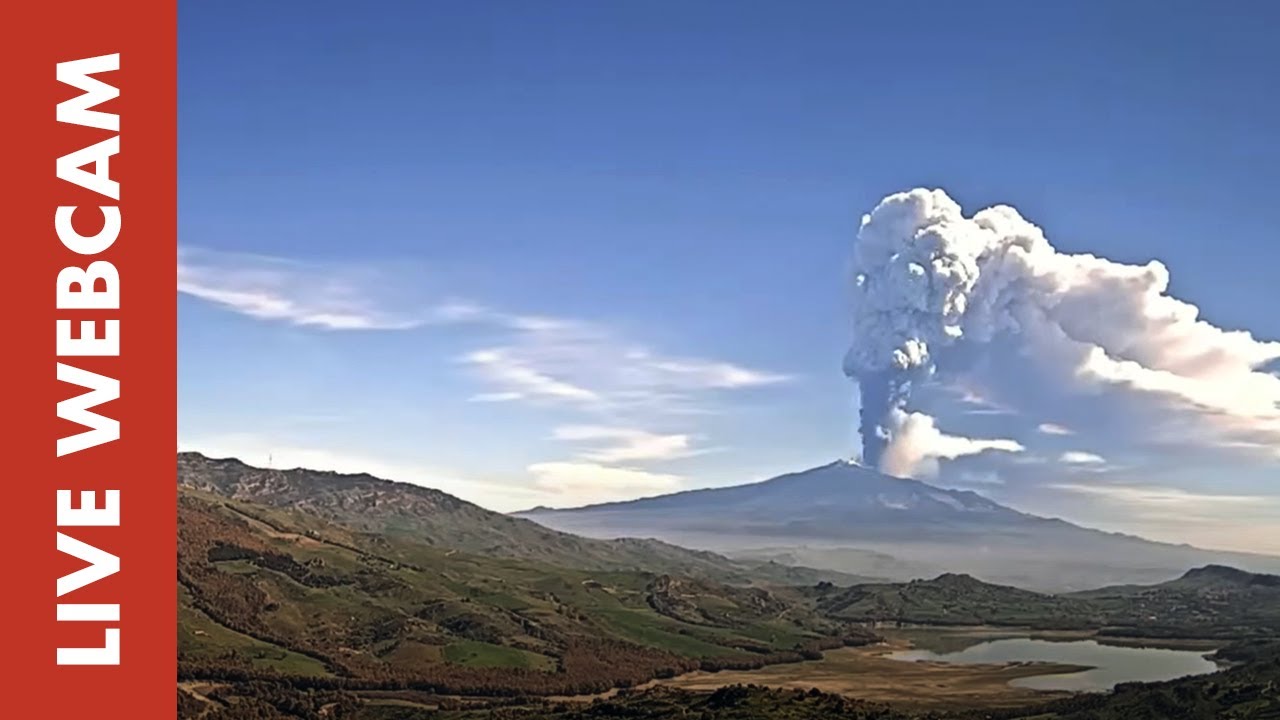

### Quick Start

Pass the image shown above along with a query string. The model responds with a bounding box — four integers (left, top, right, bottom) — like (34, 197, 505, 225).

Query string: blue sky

(178, 1, 1280, 553)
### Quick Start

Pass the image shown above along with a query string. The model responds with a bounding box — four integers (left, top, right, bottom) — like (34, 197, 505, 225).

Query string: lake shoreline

(642, 626, 1223, 709)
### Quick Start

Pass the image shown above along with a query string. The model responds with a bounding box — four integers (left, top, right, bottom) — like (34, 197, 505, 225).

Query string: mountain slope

(520, 460, 1107, 539)
(179, 453, 862, 587)
(517, 460, 1280, 592)
(178, 485, 875, 696)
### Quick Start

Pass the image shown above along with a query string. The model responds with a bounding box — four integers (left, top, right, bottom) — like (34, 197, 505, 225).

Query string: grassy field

(442, 640, 557, 670)
(178, 587, 331, 677)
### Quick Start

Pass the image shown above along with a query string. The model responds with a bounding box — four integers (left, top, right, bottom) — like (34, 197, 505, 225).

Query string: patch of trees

(445, 684, 945, 719)
(177, 682, 361, 720)
(181, 637, 698, 698)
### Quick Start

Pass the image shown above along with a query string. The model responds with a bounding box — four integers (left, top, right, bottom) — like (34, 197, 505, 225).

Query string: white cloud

(1038, 423, 1073, 436)
(181, 248, 790, 412)
(878, 409, 1025, 478)
(463, 348, 601, 403)
(552, 425, 704, 463)
(526, 461, 683, 505)
(1060, 451, 1106, 465)
(456, 310, 792, 418)
(178, 248, 436, 330)
(643, 358, 791, 389)
(178, 249, 575, 335)
(468, 391, 526, 403)
(1049, 482, 1266, 508)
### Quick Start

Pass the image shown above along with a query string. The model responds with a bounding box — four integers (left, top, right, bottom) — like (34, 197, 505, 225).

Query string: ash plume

(845, 189, 1280, 475)
(855, 369, 921, 468)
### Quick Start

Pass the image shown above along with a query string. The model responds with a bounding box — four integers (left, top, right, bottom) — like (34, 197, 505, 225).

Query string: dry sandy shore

(653, 634, 1086, 710)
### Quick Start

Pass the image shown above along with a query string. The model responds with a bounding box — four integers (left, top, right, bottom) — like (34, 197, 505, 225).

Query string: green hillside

(1069, 564, 1280, 638)
(178, 487, 874, 698)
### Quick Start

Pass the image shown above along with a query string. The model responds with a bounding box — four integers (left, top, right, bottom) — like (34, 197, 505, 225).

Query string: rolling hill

(517, 460, 1280, 592)
(1068, 564, 1280, 638)
(178, 484, 875, 698)
(807, 572, 1101, 629)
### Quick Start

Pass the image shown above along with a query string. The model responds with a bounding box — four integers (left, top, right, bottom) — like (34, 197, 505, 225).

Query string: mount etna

(517, 460, 1280, 592)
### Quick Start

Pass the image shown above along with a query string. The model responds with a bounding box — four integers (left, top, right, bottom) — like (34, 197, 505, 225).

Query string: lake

(888, 637, 1218, 692)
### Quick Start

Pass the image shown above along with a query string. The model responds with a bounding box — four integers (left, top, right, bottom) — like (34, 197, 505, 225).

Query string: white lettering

(56, 54, 120, 132)
(55, 363, 120, 456)
(55, 206, 121, 255)
(57, 490, 120, 527)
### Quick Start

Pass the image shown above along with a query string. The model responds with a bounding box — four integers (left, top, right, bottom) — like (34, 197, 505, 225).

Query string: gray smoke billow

(856, 369, 919, 468)
(845, 189, 1280, 476)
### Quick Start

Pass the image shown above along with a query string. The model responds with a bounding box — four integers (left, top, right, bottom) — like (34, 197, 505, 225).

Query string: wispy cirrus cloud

(178, 248, 446, 330)
(180, 247, 794, 506)
(1049, 481, 1267, 508)
(640, 358, 791, 390)
(1038, 423, 1074, 436)
(1046, 480, 1278, 537)
(464, 349, 601, 403)
(180, 248, 791, 416)
(454, 310, 791, 417)
(552, 425, 711, 463)
(1060, 450, 1107, 465)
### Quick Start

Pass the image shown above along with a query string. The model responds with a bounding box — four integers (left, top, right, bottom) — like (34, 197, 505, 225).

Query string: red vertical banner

(4, 1, 176, 717)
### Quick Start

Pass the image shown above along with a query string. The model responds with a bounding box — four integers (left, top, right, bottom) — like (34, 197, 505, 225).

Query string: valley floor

(179, 629, 1276, 719)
